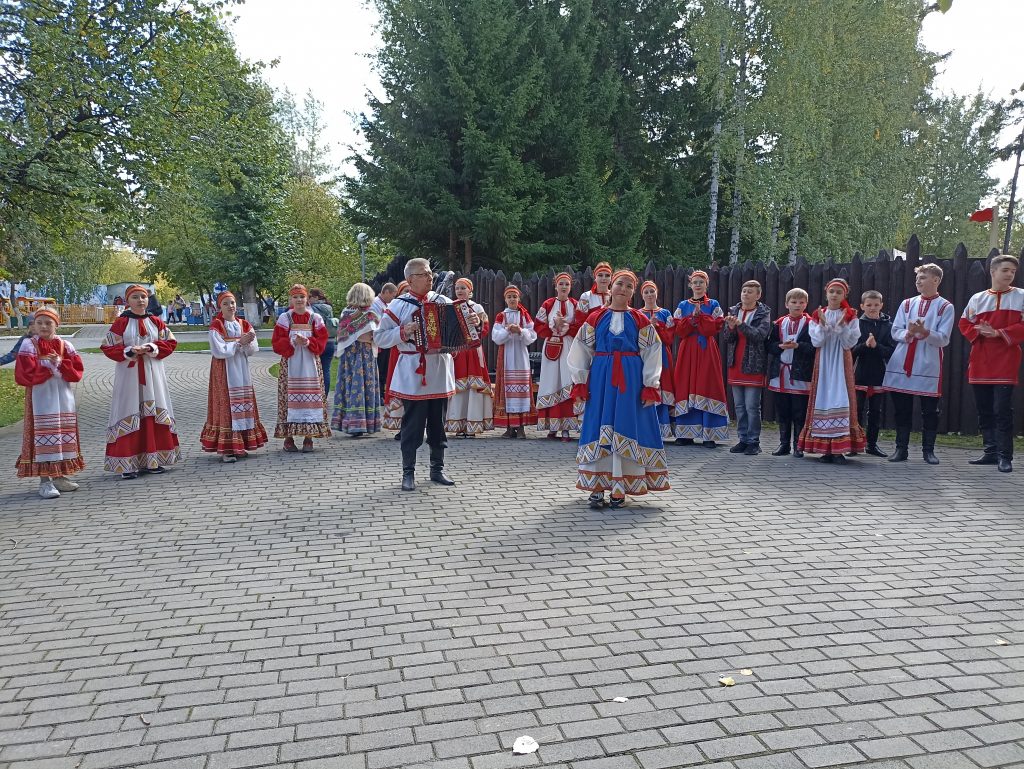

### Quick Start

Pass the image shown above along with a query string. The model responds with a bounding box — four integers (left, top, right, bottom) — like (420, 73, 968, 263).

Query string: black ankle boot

(401, 450, 416, 491)
(889, 427, 910, 462)
(773, 424, 791, 456)
(922, 430, 939, 465)
(429, 448, 455, 486)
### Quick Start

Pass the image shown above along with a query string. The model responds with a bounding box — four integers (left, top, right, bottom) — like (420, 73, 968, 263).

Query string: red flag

(969, 207, 995, 222)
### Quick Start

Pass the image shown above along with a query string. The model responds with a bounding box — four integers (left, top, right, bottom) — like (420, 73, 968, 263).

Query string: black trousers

(972, 384, 1015, 459)
(856, 391, 884, 443)
(377, 349, 391, 404)
(890, 392, 939, 434)
(400, 398, 447, 463)
(775, 392, 808, 444)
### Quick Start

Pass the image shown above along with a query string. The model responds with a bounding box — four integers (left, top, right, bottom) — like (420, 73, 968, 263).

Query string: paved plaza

(1, 339, 1023, 769)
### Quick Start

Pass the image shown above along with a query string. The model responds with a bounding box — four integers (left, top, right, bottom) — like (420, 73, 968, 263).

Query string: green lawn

(0, 368, 24, 428)
(77, 339, 273, 354)
(269, 358, 338, 385)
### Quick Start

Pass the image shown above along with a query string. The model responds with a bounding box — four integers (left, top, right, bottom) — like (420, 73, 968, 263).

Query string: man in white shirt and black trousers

(374, 258, 457, 491)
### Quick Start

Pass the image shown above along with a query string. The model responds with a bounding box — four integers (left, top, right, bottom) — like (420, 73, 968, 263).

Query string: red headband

(594, 262, 612, 277)
(218, 291, 236, 306)
(125, 284, 149, 299)
(289, 284, 308, 298)
(826, 278, 849, 295)
(611, 269, 638, 287)
(504, 285, 522, 299)
(690, 270, 709, 283)
(455, 277, 473, 292)
(641, 280, 658, 294)
(554, 272, 572, 286)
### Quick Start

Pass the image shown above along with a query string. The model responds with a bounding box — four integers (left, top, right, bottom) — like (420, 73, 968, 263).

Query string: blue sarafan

(568, 307, 670, 498)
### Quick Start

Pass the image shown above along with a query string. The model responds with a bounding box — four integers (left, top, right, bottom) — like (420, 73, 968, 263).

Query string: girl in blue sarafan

(569, 268, 670, 510)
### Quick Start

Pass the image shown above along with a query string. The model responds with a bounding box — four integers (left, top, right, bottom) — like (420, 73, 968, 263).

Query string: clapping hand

(977, 322, 999, 338)
(724, 314, 739, 329)
(508, 323, 521, 335)
(780, 340, 798, 350)
(866, 333, 877, 349)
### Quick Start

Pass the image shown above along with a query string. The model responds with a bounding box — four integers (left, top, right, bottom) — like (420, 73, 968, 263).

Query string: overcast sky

(230, 0, 1023, 199)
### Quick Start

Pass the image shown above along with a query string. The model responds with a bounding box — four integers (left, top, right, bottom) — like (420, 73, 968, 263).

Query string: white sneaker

(52, 477, 79, 492)
(38, 480, 61, 499)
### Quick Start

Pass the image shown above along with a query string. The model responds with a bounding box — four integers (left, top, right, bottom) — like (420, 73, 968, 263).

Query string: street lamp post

(357, 232, 368, 283)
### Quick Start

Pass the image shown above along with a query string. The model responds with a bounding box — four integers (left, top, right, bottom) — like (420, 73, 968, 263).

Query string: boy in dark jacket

(852, 290, 895, 457)
(767, 289, 815, 457)
(724, 280, 772, 455)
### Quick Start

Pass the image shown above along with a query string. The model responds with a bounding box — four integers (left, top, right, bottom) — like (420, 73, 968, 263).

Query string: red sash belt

(596, 350, 638, 393)
(903, 337, 918, 377)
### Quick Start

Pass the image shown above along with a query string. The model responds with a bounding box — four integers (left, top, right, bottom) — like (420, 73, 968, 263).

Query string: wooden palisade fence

(375, 236, 1024, 435)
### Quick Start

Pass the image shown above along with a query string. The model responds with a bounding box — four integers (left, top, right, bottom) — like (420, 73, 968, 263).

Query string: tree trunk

(1003, 129, 1022, 254)
(729, 47, 748, 266)
(707, 42, 726, 261)
(769, 210, 780, 263)
(463, 236, 472, 274)
(241, 281, 261, 329)
(788, 199, 801, 265)
(448, 229, 457, 267)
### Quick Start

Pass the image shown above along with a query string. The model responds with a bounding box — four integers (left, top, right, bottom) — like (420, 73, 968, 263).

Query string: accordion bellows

(411, 300, 482, 354)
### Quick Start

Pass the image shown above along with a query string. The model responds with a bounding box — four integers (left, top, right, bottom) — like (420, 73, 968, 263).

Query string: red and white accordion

(410, 299, 482, 354)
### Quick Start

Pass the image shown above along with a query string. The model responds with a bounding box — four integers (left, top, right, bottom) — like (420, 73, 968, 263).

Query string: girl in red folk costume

(200, 291, 268, 462)
(797, 278, 866, 463)
(14, 308, 85, 499)
(492, 285, 539, 438)
(577, 262, 613, 315)
(535, 272, 583, 440)
(272, 284, 331, 452)
(672, 271, 729, 446)
(639, 280, 677, 439)
(382, 280, 410, 438)
(446, 277, 493, 437)
(101, 285, 180, 479)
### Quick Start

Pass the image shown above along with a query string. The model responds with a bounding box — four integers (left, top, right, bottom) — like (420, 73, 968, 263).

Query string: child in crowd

(577, 262, 613, 315)
(201, 291, 268, 460)
(766, 288, 813, 457)
(959, 254, 1024, 473)
(639, 280, 677, 439)
(14, 308, 85, 498)
(724, 280, 771, 455)
(0, 314, 34, 367)
(492, 285, 538, 438)
(101, 284, 180, 478)
(883, 264, 954, 464)
(446, 277, 493, 437)
(797, 278, 865, 462)
(852, 290, 895, 457)
(271, 284, 331, 452)
(535, 272, 582, 440)
(672, 270, 728, 447)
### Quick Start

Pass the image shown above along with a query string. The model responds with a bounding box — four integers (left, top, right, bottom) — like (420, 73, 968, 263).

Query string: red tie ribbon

(596, 351, 639, 393)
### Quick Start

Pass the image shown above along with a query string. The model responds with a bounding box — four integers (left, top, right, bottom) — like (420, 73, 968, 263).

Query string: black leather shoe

(430, 470, 456, 486)
(969, 453, 998, 465)
(393, 432, 401, 441)
(888, 448, 909, 462)
(729, 442, 748, 454)
(401, 472, 415, 491)
(922, 450, 940, 465)
(831, 454, 848, 464)
(703, 441, 717, 449)
(744, 443, 761, 456)
(771, 445, 790, 456)
(998, 458, 1013, 473)
(674, 437, 694, 446)
(865, 445, 888, 458)
(793, 448, 804, 458)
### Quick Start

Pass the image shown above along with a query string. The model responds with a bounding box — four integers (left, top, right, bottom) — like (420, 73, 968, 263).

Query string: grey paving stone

(1, 351, 1021, 769)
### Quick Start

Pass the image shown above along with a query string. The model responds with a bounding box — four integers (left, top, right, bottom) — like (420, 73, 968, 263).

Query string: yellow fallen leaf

(740, 669, 753, 676)
(718, 677, 735, 686)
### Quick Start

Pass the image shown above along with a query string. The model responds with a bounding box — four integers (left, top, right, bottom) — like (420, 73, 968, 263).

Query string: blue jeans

(731, 385, 763, 445)
(320, 341, 336, 396)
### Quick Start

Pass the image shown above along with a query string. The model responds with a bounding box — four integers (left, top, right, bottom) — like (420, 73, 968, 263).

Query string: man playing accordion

(375, 258, 458, 491)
